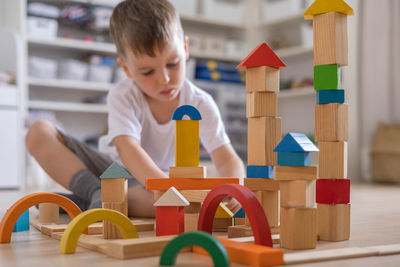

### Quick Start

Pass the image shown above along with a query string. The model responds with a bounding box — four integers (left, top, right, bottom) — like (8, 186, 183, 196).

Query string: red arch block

(0, 192, 83, 243)
(316, 179, 350, 204)
(198, 184, 272, 247)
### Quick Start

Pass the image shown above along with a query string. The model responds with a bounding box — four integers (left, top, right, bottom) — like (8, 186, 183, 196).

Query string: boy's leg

(127, 184, 155, 218)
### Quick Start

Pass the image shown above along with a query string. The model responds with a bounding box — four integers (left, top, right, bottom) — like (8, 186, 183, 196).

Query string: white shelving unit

(28, 77, 112, 92)
(29, 100, 108, 113)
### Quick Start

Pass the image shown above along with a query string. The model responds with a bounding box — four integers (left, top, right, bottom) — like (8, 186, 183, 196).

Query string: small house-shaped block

(274, 133, 319, 166)
(304, 0, 354, 66)
(154, 187, 189, 236)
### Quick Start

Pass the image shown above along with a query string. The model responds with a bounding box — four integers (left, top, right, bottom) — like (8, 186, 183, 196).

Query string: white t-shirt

(98, 78, 230, 174)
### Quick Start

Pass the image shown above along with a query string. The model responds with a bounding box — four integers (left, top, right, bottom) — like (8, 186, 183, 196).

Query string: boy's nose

(159, 69, 170, 84)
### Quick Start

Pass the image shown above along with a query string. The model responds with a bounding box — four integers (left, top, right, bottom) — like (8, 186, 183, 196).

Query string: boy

(25, 0, 245, 217)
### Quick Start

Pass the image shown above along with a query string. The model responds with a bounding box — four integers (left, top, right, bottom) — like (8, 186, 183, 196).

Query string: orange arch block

(0, 192, 83, 243)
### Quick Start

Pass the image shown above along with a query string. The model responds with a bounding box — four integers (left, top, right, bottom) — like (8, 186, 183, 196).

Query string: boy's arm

(114, 135, 167, 185)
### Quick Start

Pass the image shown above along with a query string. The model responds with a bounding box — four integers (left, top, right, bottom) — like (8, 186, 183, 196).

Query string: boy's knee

(25, 120, 63, 152)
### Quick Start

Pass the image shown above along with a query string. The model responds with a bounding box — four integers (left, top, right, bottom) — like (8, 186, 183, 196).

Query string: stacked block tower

(100, 162, 131, 239)
(304, 0, 354, 241)
(236, 43, 286, 232)
(274, 133, 319, 249)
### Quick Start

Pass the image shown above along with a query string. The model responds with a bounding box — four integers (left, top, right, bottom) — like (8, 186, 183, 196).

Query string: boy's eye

(167, 60, 180, 68)
(143, 70, 154, 76)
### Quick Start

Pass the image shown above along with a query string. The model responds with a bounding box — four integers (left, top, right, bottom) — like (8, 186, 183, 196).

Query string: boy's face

(118, 34, 189, 103)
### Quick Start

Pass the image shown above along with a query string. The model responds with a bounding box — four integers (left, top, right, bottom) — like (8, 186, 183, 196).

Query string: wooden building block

(318, 141, 348, 178)
(277, 152, 311, 166)
(317, 89, 345, 104)
(153, 187, 189, 207)
(248, 117, 282, 165)
(38, 203, 59, 223)
(213, 218, 233, 232)
(315, 103, 348, 141)
(154, 190, 210, 203)
(184, 213, 199, 232)
(246, 165, 274, 178)
(317, 203, 350, 241)
(146, 178, 239, 190)
(101, 178, 127, 202)
(280, 207, 317, 249)
(275, 166, 317, 181)
(169, 166, 206, 178)
(246, 92, 277, 118)
(234, 218, 246, 225)
(314, 64, 341, 90)
(280, 180, 316, 208)
(175, 120, 199, 167)
(243, 178, 280, 191)
(156, 206, 184, 236)
(13, 209, 29, 232)
(102, 202, 128, 239)
(245, 191, 279, 227)
(316, 179, 350, 204)
(245, 66, 280, 93)
(228, 224, 253, 238)
(313, 12, 348, 66)
(184, 202, 201, 213)
(215, 203, 234, 218)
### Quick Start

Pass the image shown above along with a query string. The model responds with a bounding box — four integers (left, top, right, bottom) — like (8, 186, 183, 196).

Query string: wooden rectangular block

(243, 178, 280, 191)
(102, 202, 128, 239)
(275, 166, 317, 181)
(175, 120, 199, 166)
(228, 225, 253, 238)
(146, 178, 239, 190)
(280, 207, 317, 249)
(245, 191, 279, 227)
(246, 165, 274, 178)
(154, 189, 210, 203)
(213, 218, 233, 232)
(234, 218, 246, 225)
(169, 166, 206, 178)
(316, 89, 345, 104)
(184, 202, 201, 213)
(318, 141, 348, 178)
(246, 66, 280, 92)
(315, 103, 348, 141)
(314, 64, 341, 90)
(248, 117, 282, 165)
(280, 180, 316, 208)
(316, 179, 350, 204)
(313, 12, 348, 66)
(101, 178, 127, 202)
(246, 92, 277, 118)
(38, 203, 59, 223)
(184, 213, 199, 232)
(317, 203, 350, 241)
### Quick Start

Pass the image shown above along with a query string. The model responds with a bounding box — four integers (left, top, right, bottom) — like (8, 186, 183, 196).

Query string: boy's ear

(117, 57, 133, 78)
(184, 35, 189, 60)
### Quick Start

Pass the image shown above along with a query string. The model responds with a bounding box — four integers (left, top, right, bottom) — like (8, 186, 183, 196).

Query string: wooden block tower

(274, 133, 319, 249)
(304, 0, 354, 241)
(100, 162, 131, 239)
(231, 43, 285, 236)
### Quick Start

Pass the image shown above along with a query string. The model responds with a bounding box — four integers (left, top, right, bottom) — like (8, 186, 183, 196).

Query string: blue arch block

(246, 165, 274, 178)
(277, 152, 311, 166)
(13, 209, 29, 232)
(316, 89, 345, 104)
(172, 105, 202, 120)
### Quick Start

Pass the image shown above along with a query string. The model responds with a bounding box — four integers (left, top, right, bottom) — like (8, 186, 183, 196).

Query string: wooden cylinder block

(38, 203, 59, 223)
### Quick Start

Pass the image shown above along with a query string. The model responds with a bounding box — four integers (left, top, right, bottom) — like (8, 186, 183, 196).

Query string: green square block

(314, 64, 341, 90)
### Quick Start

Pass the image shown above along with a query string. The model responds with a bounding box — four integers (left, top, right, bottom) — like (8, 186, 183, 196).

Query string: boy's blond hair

(110, 0, 183, 58)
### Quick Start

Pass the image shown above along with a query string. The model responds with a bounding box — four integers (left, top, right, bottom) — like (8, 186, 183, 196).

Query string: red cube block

(316, 179, 350, 204)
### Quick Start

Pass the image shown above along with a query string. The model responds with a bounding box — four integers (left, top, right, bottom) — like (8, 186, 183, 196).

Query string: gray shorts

(57, 128, 140, 187)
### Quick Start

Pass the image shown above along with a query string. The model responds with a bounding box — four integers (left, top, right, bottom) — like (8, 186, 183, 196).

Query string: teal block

(317, 90, 345, 104)
(233, 208, 245, 218)
(246, 165, 274, 178)
(277, 152, 311, 166)
(314, 64, 341, 90)
(12, 209, 29, 232)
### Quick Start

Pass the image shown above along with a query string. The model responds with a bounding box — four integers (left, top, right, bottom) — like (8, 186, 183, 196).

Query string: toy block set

(304, 0, 353, 242)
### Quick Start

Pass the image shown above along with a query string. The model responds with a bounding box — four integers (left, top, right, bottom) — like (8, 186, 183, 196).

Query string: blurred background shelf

(29, 100, 108, 113)
(28, 77, 112, 92)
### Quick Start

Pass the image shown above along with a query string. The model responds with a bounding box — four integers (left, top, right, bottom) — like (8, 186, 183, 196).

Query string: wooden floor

(1, 183, 400, 266)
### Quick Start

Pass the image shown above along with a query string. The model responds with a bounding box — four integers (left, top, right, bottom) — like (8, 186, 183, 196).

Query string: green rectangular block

(314, 64, 341, 90)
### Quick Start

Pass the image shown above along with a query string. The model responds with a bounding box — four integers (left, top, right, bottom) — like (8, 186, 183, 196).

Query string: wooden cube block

(314, 64, 341, 90)
(246, 66, 280, 92)
(280, 207, 317, 249)
(275, 166, 317, 181)
(280, 180, 316, 208)
(248, 117, 282, 165)
(245, 191, 279, 227)
(101, 178, 128, 202)
(102, 201, 128, 239)
(184, 202, 202, 213)
(169, 166, 206, 178)
(315, 103, 348, 141)
(213, 218, 233, 232)
(234, 217, 246, 225)
(317, 203, 350, 241)
(175, 120, 199, 166)
(246, 92, 277, 118)
(38, 203, 59, 223)
(316, 179, 350, 204)
(313, 12, 348, 66)
(243, 178, 279, 191)
(184, 213, 199, 232)
(318, 141, 348, 179)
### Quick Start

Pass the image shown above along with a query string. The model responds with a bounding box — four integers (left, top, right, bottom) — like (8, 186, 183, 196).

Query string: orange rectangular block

(193, 237, 284, 267)
(246, 66, 280, 93)
(315, 103, 348, 142)
(146, 178, 239, 190)
(246, 92, 277, 118)
(275, 166, 317, 181)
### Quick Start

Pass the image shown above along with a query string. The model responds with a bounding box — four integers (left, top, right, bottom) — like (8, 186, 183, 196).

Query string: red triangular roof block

(236, 43, 286, 70)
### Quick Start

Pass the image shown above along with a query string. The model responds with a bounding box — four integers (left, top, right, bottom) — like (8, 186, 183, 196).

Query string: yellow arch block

(175, 120, 199, 167)
(60, 209, 138, 254)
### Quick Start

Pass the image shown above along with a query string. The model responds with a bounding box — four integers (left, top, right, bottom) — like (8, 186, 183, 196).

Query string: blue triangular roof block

(100, 162, 132, 179)
(274, 133, 319, 152)
(233, 207, 245, 218)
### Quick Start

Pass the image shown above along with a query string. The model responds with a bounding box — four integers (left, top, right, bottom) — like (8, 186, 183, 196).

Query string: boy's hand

(222, 196, 241, 214)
